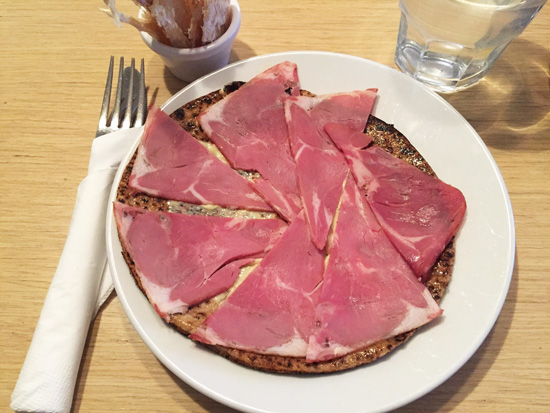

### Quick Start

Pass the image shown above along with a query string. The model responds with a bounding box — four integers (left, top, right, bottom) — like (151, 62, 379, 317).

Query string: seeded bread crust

(115, 81, 455, 374)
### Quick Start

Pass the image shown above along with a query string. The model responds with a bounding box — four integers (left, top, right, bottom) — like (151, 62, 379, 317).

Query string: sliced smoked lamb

(128, 106, 271, 212)
(290, 89, 377, 133)
(199, 61, 302, 221)
(113, 202, 287, 320)
(284, 89, 376, 250)
(190, 212, 325, 357)
(307, 175, 442, 362)
(324, 123, 466, 281)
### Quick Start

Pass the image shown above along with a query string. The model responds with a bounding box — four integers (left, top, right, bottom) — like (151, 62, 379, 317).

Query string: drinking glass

(395, 0, 546, 93)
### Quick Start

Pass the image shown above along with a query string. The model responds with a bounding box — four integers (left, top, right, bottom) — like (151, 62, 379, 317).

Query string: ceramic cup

(140, 0, 241, 82)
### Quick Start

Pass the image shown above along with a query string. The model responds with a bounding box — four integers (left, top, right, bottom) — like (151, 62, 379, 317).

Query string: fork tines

(96, 56, 147, 138)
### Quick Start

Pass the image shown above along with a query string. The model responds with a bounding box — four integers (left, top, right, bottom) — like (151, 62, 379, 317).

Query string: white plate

(106, 51, 515, 413)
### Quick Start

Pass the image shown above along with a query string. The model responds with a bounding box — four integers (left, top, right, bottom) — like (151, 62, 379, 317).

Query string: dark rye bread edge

(115, 81, 455, 374)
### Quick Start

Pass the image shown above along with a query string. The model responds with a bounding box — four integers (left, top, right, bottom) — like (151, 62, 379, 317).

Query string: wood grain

(1, 1, 549, 412)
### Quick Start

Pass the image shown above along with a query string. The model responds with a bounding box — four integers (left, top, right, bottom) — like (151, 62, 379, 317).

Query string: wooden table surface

(2, 1, 549, 412)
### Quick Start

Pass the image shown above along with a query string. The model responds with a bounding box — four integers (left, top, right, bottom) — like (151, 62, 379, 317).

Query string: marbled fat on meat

(113, 202, 287, 319)
(323, 122, 373, 151)
(190, 212, 325, 357)
(284, 90, 376, 250)
(307, 175, 442, 362)
(290, 89, 377, 133)
(129, 106, 271, 211)
(285, 101, 349, 250)
(325, 123, 466, 281)
(198, 61, 302, 221)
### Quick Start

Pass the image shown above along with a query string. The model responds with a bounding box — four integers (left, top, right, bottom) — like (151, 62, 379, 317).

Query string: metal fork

(96, 56, 147, 137)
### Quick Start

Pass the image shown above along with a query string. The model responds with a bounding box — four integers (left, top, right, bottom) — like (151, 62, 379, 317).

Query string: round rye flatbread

(115, 81, 456, 374)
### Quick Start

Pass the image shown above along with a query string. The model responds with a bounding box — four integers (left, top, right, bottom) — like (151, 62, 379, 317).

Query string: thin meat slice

(307, 175, 442, 362)
(284, 90, 376, 250)
(174, 257, 256, 307)
(129, 106, 271, 211)
(324, 122, 373, 151)
(199, 61, 302, 221)
(113, 202, 287, 319)
(325, 123, 466, 282)
(284, 101, 349, 250)
(190, 212, 325, 357)
(290, 89, 377, 133)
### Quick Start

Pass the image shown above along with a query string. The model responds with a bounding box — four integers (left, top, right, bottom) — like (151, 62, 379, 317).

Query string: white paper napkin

(11, 127, 141, 413)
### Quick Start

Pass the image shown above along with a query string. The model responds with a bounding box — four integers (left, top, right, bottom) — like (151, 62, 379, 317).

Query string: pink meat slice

(173, 257, 256, 307)
(324, 122, 373, 151)
(307, 175, 442, 362)
(290, 89, 377, 133)
(128, 106, 271, 211)
(190, 212, 325, 357)
(199, 61, 302, 221)
(284, 101, 348, 250)
(284, 90, 376, 250)
(324, 123, 467, 282)
(113, 202, 287, 319)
